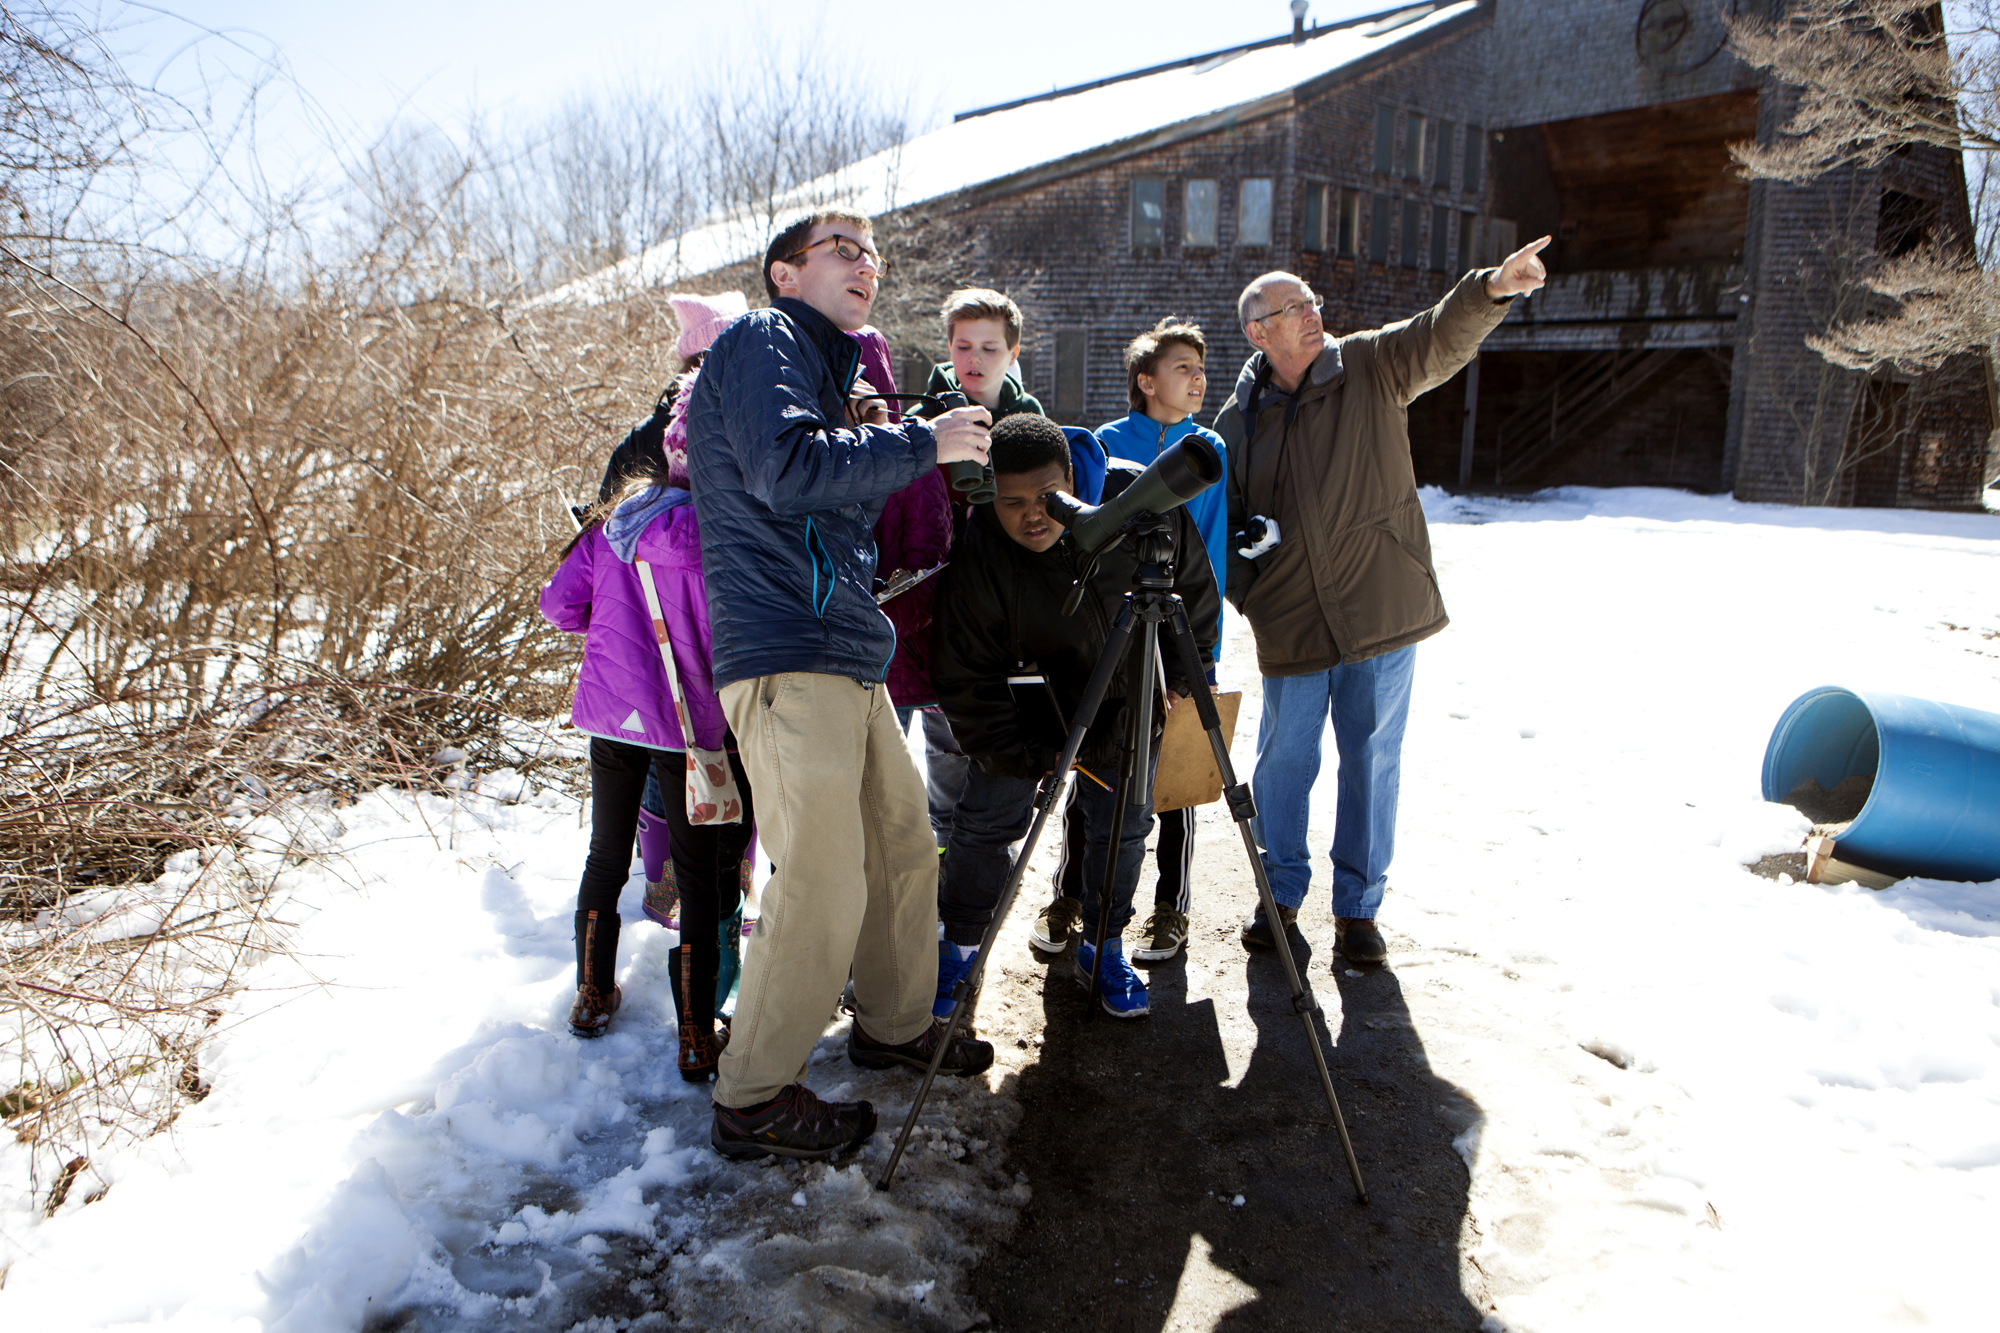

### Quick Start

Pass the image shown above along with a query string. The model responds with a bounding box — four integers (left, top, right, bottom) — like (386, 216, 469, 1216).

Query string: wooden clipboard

(1151, 691, 1243, 813)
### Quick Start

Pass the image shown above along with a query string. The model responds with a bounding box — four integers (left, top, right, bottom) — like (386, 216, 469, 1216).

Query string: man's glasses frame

(785, 232, 886, 275)
(1251, 293, 1324, 324)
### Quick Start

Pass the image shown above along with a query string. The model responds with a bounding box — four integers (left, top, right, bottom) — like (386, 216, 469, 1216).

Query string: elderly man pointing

(1218, 238, 1550, 963)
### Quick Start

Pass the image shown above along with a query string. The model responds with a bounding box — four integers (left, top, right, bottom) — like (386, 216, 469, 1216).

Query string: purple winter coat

(850, 327, 953, 710)
(540, 498, 727, 752)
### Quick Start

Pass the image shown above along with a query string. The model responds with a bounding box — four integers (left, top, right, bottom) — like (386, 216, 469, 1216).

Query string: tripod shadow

(975, 930, 1485, 1331)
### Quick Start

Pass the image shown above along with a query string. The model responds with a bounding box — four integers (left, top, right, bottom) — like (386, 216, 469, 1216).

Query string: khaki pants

(714, 672, 939, 1107)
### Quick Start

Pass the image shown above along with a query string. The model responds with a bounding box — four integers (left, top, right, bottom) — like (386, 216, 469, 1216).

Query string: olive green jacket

(1214, 270, 1512, 676)
(923, 363, 1045, 420)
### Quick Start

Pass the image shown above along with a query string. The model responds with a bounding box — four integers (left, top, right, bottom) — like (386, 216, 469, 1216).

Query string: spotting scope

(1041, 432, 1223, 555)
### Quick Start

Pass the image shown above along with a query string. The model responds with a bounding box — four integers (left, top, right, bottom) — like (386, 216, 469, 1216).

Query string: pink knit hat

(670, 291, 749, 363)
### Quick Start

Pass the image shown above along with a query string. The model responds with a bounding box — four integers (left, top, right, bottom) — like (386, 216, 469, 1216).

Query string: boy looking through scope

(930, 414, 1221, 1021)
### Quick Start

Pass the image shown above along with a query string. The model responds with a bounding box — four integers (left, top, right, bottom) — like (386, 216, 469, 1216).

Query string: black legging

(579, 735, 753, 968)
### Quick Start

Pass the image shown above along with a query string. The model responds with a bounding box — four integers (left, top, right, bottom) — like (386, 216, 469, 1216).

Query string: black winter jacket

(932, 462, 1222, 780)
(688, 298, 938, 692)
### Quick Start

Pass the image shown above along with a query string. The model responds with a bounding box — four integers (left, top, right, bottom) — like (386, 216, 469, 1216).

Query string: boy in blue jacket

(1041, 320, 1227, 965)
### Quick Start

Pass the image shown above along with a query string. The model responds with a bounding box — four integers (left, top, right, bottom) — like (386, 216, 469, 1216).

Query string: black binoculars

(933, 391, 997, 504)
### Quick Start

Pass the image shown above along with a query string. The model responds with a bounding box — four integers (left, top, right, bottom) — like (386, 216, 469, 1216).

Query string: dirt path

(961, 804, 1489, 1332)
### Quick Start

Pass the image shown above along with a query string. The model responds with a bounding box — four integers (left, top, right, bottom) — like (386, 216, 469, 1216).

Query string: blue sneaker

(1073, 938, 1149, 1019)
(934, 940, 979, 1018)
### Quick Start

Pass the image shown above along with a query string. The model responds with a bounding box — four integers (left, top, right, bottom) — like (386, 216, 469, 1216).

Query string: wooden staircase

(1493, 348, 1681, 486)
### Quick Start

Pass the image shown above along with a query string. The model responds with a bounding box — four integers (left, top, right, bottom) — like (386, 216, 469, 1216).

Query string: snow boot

(638, 809, 678, 929)
(569, 908, 622, 1038)
(668, 943, 727, 1082)
(1335, 916, 1388, 964)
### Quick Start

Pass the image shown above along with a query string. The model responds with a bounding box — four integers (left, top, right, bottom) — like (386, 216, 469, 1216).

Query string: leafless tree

(1729, 1, 2000, 373)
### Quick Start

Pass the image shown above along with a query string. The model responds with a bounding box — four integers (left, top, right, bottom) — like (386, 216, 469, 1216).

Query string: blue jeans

(939, 757, 1154, 947)
(1250, 646, 1417, 920)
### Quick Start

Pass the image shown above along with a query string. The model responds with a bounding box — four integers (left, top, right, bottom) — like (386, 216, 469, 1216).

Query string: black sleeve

(932, 547, 1049, 779)
(1170, 509, 1222, 692)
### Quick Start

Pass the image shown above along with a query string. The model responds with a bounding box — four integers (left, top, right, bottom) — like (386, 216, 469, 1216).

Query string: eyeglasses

(786, 232, 886, 275)
(1251, 293, 1324, 324)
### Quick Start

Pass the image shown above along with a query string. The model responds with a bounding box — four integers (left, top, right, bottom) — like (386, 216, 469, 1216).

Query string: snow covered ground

(2, 485, 1996, 1331)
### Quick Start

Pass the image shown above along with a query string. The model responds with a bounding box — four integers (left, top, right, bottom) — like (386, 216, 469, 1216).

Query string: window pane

(1339, 190, 1359, 255)
(1431, 203, 1449, 270)
(1374, 106, 1395, 175)
(1434, 120, 1454, 187)
(1459, 211, 1477, 271)
(1463, 125, 1484, 193)
(1055, 329, 1087, 419)
(1401, 198, 1420, 267)
(1239, 178, 1273, 246)
(1370, 194, 1390, 263)
(1132, 178, 1164, 247)
(1184, 179, 1218, 247)
(1404, 114, 1425, 181)
(1302, 183, 1324, 251)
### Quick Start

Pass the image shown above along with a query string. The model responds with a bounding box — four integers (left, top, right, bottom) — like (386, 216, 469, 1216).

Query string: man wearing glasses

(688, 209, 999, 1161)
(1218, 237, 1551, 964)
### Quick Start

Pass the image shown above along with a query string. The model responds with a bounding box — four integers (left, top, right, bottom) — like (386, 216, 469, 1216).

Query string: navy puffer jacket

(688, 298, 938, 692)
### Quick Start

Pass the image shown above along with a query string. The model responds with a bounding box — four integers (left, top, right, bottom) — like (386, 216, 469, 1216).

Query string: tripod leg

(1164, 603, 1369, 1205)
(877, 599, 1142, 1191)
(1084, 617, 1156, 1020)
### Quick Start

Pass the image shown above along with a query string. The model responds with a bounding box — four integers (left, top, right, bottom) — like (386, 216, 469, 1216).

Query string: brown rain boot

(668, 943, 727, 1082)
(568, 909, 623, 1038)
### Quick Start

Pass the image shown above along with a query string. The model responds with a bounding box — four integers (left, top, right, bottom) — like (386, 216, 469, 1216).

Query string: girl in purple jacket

(540, 457, 752, 1081)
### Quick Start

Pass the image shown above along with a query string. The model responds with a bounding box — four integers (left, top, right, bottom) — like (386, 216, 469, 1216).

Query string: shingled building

(582, 0, 1996, 510)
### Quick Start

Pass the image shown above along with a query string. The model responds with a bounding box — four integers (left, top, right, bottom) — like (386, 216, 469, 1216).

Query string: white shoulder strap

(634, 559, 695, 742)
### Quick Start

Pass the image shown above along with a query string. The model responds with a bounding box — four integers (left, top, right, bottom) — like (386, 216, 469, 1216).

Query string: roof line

(951, 2, 1441, 124)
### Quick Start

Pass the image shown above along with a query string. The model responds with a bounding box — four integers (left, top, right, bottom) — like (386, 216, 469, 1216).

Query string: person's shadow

(971, 926, 1485, 1331)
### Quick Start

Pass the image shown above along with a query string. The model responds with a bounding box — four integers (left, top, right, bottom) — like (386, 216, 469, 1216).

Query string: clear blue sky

(108, 0, 1394, 171)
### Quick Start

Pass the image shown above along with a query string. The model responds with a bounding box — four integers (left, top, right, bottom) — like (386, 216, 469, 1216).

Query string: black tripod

(876, 513, 1368, 1203)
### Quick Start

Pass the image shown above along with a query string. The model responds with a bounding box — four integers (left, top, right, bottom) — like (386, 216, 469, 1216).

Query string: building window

(1401, 199, 1421, 267)
(1184, 179, 1216, 246)
(1055, 329, 1087, 419)
(1302, 183, 1326, 252)
(1374, 105, 1395, 175)
(1184, 179, 1218, 247)
(1878, 189, 1937, 257)
(1431, 204, 1450, 271)
(1370, 194, 1390, 263)
(1434, 120, 1455, 188)
(1463, 125, 1484, 193)
(1339, 190, 1361, 256)
(1459, 211, 1478, 271)
(1239, 178, 1273, 246)
(1404, 114, 1427, 182)
(1131, 178, 1164, 247)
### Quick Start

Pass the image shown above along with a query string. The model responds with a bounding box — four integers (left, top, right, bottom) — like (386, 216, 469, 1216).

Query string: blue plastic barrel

(1761, 686, 2000, 883)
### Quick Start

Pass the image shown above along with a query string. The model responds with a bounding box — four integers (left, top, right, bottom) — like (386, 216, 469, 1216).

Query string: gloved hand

(1234, 515, 1280, 559)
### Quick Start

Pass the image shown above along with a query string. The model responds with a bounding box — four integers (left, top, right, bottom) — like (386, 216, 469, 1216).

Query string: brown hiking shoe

(848, 1017, 995, 1077)
(1240, 903, 1299, 950)
(710, 1084, 876, 1162)
(567, 983, 622, 1038)
(1335, 917, 1388, 963)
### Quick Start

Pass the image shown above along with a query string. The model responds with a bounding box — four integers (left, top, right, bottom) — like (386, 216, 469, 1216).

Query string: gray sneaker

(1129, 909, 1189, 962)
(1030, 896, 1082, 953)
